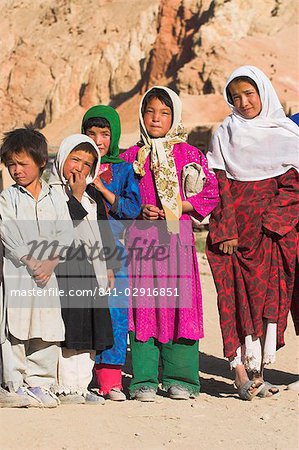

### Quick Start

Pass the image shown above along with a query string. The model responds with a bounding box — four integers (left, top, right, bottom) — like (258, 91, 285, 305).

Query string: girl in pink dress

(121, 86, 219, 401)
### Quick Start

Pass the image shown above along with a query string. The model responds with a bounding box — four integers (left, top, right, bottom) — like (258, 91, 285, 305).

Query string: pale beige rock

(176, 1, 298, 102)
(0, 0, 298, 157)
(0, 0, 160, 135)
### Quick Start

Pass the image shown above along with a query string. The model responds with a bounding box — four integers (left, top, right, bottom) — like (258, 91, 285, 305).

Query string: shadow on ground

(91, 349, 298, 399)
(199, 352, 299, 398)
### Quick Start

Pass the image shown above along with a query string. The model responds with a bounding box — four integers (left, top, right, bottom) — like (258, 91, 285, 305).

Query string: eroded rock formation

(0, 0, 160, 132)
(0, 0, 298, 151)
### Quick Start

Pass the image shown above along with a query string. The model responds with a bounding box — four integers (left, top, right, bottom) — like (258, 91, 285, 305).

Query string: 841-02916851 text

(98, 287, 179, 297)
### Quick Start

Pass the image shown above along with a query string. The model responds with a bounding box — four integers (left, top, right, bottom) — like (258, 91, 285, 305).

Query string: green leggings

(129, 332, 200, 396)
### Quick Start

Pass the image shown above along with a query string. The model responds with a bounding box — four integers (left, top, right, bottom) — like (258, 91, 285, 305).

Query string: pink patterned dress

(121, 142, 219, 343)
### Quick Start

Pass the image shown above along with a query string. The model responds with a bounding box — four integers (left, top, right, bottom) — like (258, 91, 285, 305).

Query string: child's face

(6, 150, 44, 189)
(143, 97, 172, 138)
(63, 150, 96, 181)
(229, 80, 262, 119)
(85, 126, 111, 157)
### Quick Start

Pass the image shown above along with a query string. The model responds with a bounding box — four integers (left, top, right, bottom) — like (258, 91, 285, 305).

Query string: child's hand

(219, 239, 238, 255)
(142, 204, 164, 220)
(68, 172, 87, 202)
(32, 257, 60, 287)
(21, 257, 49, 288)
(92, 177, 116, 206)
(107, 269, 115, 290)
(93, 177, 104, 192)
(22, 256, 42, 273)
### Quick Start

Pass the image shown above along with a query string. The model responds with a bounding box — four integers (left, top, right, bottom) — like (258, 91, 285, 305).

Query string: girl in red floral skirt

(206, 65, 299, 400)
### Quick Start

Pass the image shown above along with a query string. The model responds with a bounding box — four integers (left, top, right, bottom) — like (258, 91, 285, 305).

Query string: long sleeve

(0, 190, 31, 262)
(109, 165, 141, 219)
(184, 147, 219, 219)
(50, 188, 74, 253)
(0, 186, 74, 262)
(87, 185, 121, 272)
(0, 240, 3, 284)
(208, 170, 239, 245)
(67, 195, 88, 221)
(262, 168, 299, 237)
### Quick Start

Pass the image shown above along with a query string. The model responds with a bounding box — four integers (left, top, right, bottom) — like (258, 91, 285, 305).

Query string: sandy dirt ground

(0, 255, 298, 450)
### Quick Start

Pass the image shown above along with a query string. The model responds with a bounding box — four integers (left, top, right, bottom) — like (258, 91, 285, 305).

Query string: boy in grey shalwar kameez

(0, 126, 73, 407)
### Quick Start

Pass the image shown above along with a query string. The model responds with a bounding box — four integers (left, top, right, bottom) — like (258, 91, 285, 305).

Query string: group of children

(0, 65, 298, 408)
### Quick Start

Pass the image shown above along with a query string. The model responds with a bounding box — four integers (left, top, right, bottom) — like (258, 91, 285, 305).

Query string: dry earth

(0, 254, 298, 450)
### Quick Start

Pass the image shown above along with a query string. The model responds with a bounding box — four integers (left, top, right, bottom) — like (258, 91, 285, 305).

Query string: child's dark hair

(141, 88, 173, 118)
(71, 142, 98, 160)
(82, 117, 110, 133)
(226, 76, 260, 105)
(0, 125, 48, 172)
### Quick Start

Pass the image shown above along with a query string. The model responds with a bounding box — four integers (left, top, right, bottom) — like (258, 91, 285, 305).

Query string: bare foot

(252, 373, 279, 397)
(234, 364, 263, 393)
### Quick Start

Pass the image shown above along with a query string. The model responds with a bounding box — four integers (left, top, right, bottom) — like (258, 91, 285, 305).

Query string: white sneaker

(106, 388, 126, 401)
(168, 385, 193, 400)
(16, 387, 43, 408)
(58, 393, 85, 404)
(84, 391, 105, 405)
(0, 387, 30, 408)
(132, 386, 156, 402)
(28, 387, 59, 408)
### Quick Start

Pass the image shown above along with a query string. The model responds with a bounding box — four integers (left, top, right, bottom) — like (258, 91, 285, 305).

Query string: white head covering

(133, 86, 187, 234)
(49, 134, 101, 186)
(207, 65, 299, 181)
(49, 134, 108, 289)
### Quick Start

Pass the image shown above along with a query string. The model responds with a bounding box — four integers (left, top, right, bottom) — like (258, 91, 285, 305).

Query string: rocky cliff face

(142, 0, 298, 101)
(0, 0, 298, 150)
(0, 0, 160, 133)
(175, 0, 298, 100)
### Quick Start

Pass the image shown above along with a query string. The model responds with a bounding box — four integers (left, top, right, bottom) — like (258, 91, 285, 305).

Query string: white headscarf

(133, 86, 188, 234)
(49, 134, 108, 289)
(50, 134, 102, 185)
(207, 65, 299, 181)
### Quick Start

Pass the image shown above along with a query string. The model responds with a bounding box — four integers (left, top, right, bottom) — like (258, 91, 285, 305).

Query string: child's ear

(39, 161, 47, 174)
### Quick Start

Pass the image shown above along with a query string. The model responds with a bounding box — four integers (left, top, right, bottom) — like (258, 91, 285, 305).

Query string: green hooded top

(81, 105, 124, 164)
